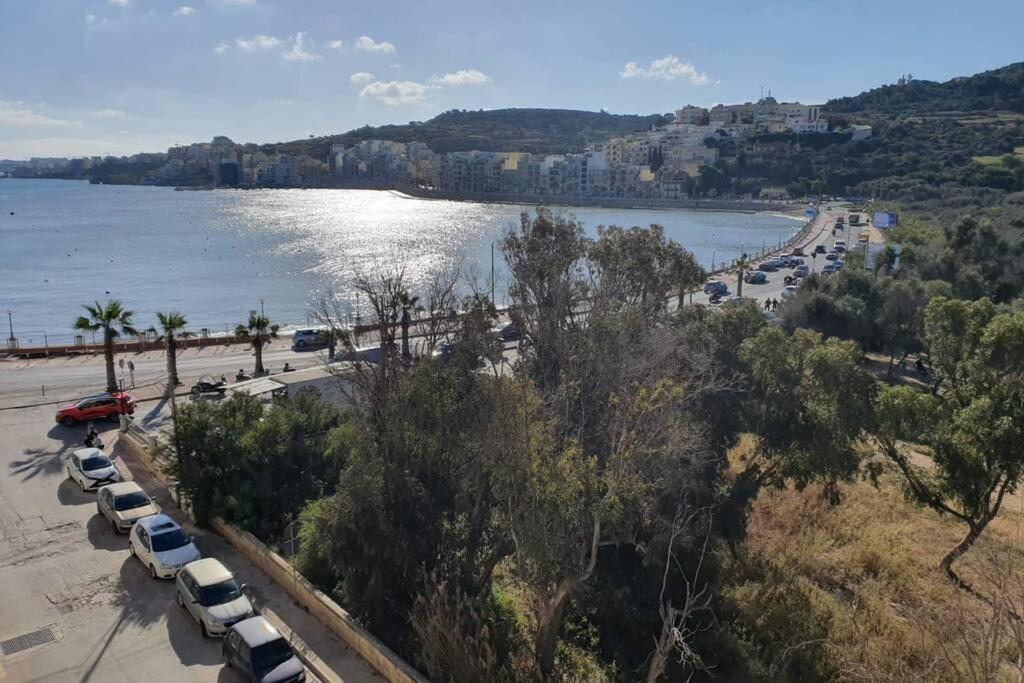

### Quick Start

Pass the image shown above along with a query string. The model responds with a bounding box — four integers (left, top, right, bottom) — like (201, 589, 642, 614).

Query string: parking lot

(0, 405, 376, 682)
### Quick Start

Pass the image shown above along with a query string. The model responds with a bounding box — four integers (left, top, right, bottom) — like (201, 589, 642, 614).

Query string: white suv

(129, 514, 201, 579)
(176, 558, 254, 637)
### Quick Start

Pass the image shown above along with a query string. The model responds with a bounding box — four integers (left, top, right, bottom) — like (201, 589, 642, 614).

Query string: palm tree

(736, 252, 749, 299)
(242, 312, 271, 375)
(149, 311, 188, 393)
(74, 300, 137, 393)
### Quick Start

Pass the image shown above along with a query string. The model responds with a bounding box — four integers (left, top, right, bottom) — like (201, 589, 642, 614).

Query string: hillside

(824, 61, 1024, 116)
(262, 108, 670, 157)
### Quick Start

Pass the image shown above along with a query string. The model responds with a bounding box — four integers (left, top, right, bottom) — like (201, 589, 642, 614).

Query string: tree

(874, 278, 927, 382)
(872, 298, 1024, 584)
(74, 300, 137, 393)
(240, 312, 272, 375)
(150, 311, 188, 391)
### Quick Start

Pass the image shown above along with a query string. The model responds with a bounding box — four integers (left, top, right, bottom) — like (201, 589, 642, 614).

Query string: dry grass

(724, 439, 1024, 681)
(973, 146, 1024, 165)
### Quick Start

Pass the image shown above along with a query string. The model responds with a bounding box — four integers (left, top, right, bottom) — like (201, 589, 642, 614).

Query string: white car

(176, 558, 254, 637)
(781, 285, 799, 299)
(129, 514, 201, 579)
(66, 448, 120, 492)
(96, 481, 160, 534)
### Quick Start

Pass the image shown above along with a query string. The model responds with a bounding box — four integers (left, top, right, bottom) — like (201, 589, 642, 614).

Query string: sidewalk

(109, 435, 381, 683)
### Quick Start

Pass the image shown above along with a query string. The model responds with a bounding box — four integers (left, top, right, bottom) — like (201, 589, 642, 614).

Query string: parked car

(176, 558, 255, 638)
(223, 616, 306, 682)
(490, 321, 521, 342)
(291, 328, 328, 349)
(834, 260, 846, 270)
(814, 244, 827, 254)
(56, 392, 135, 426)
(825, 251, 839, 261)
(822, 263, 839, 275)
(794, 264, 810, 278)
(757, 261, 777, 272)
(791, 246, 806, 256)
(129, 514, 201, 579)
(96, 481, 159, 533)
(833, 240, 847, 253)
(66, 447, 120, 492)
(704, 279, 728, 295)
(781, 285, 799, 299)
(744, 271, 767, 284)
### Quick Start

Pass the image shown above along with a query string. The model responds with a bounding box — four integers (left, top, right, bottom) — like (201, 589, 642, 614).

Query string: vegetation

(73, 300, 137, 393)
(160, 189, 1024, 680)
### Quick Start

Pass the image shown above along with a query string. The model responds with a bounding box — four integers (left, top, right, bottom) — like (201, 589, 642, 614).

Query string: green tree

(150, 311, 188, 392)
(873, 298, 1024, 584)
(73, 300, 137, 393)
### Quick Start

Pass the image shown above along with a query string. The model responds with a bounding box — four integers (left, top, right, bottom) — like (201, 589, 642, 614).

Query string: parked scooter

(190, 375, 228, 396)
(235, 369, 250, 382)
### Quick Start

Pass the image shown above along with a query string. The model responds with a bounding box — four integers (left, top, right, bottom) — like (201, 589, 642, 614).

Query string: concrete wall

(210, 519, 428, 683)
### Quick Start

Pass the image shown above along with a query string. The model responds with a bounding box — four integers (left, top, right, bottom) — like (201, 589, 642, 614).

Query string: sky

(0, 0, 1021, 159)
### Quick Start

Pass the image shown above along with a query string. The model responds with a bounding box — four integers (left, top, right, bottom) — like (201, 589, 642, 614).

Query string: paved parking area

(0, 406, 377, 682)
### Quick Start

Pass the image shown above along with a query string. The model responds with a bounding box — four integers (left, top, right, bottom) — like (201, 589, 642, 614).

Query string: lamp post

(6, 310, 14, 349)
(260, 298, 265, 317)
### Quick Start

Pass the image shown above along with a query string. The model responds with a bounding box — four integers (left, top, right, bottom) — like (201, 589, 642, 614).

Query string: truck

(849, 213, 862, 226)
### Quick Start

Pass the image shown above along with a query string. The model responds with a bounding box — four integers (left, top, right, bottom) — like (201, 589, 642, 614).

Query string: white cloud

(174, 6, 195, 16)
(354, 35, 395, 53)
(359, 80, 428, 106)
(327, 40, 344, 51)
(619, 56, 713, 84)
(282, 32, 319, 61)
(431, 69, 492, 86)
(349, 72, 375, 85)
(85, 13, 97, 23)
(215, 0, 255, 4)
(108, 0, 130, 6)
(0, 101, 80, 127)
(213, 41, 230, 55)
(90, 109, 128, 119)
(234, 34, 281, 51)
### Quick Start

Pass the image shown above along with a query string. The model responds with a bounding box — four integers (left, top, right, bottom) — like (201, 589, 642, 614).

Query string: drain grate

(1, 626, 57, 657)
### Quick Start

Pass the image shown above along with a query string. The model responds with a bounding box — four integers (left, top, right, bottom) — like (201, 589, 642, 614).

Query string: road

(687, 205, 849, 308)
(0, 407, 377, 682)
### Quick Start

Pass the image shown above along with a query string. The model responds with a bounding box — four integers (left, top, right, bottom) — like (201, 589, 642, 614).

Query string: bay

(0, 179, 802, 346)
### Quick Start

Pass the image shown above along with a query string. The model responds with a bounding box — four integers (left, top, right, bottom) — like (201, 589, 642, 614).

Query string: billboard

(872, 211, 899, 229)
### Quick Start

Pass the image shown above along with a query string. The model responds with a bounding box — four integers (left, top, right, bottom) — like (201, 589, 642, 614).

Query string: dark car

(490, 321, 521, 342)
(814, 244, 827, 254)
(223, 616, 305, 682)
(757, 261, 777, 272)
(825, 251, 839, 261)
(56, 393, 135, 426)
(744, 271, 767, 284)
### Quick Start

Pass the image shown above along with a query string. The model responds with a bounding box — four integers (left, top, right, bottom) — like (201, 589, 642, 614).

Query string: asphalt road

(0, 408, 244, 682)
(0, 406, 381, 682)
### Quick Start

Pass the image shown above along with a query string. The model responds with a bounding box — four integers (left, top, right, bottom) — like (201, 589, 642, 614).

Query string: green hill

(262, 108, 670, 157)
(824, 62, 1024, 116)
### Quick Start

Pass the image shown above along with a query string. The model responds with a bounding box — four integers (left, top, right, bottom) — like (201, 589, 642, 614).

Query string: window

(81, 456, 112, 471)
(250, 639, 293, 671)
(151, 529, 190, 552)
(114, 492, 151, 511)
(138, 529, 150, 551)
(200, 579, 242, 607)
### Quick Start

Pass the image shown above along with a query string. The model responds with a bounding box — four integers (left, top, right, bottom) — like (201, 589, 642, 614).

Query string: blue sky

(0, 0, 1020, 158)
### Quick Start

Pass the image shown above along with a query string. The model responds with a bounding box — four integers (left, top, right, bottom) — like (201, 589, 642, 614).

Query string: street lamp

(6, 309, 14, 348)
(259, 298, 265, 317)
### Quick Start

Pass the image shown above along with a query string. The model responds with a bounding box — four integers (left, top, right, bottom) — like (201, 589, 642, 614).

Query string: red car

(56, 393, 136, 426)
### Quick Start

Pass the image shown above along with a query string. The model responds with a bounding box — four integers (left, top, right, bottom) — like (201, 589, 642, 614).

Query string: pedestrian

(771, 298, 779, 311)
(127, 360, 135, 388)
(763, 299, 770, 311)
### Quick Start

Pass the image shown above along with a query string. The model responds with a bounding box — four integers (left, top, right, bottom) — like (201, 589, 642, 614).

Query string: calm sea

(0, 179, 802, 345)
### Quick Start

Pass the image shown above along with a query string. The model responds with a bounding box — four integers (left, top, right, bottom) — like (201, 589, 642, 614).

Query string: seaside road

(685, 206, 848, 308)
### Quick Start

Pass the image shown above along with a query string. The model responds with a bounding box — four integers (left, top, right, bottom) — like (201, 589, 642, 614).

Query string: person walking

(771, 298, 779, 311)
(763, 299, 771, 311)
(127, 360, 135, 388)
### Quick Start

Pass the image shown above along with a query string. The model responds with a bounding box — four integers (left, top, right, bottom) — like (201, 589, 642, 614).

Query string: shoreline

(3, 177, 807, 218)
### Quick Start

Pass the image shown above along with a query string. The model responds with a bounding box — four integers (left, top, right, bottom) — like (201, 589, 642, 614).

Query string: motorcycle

(191, 375, 228, 396)
(709, 292, 723, 305)
(235, 369, 250, 382)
